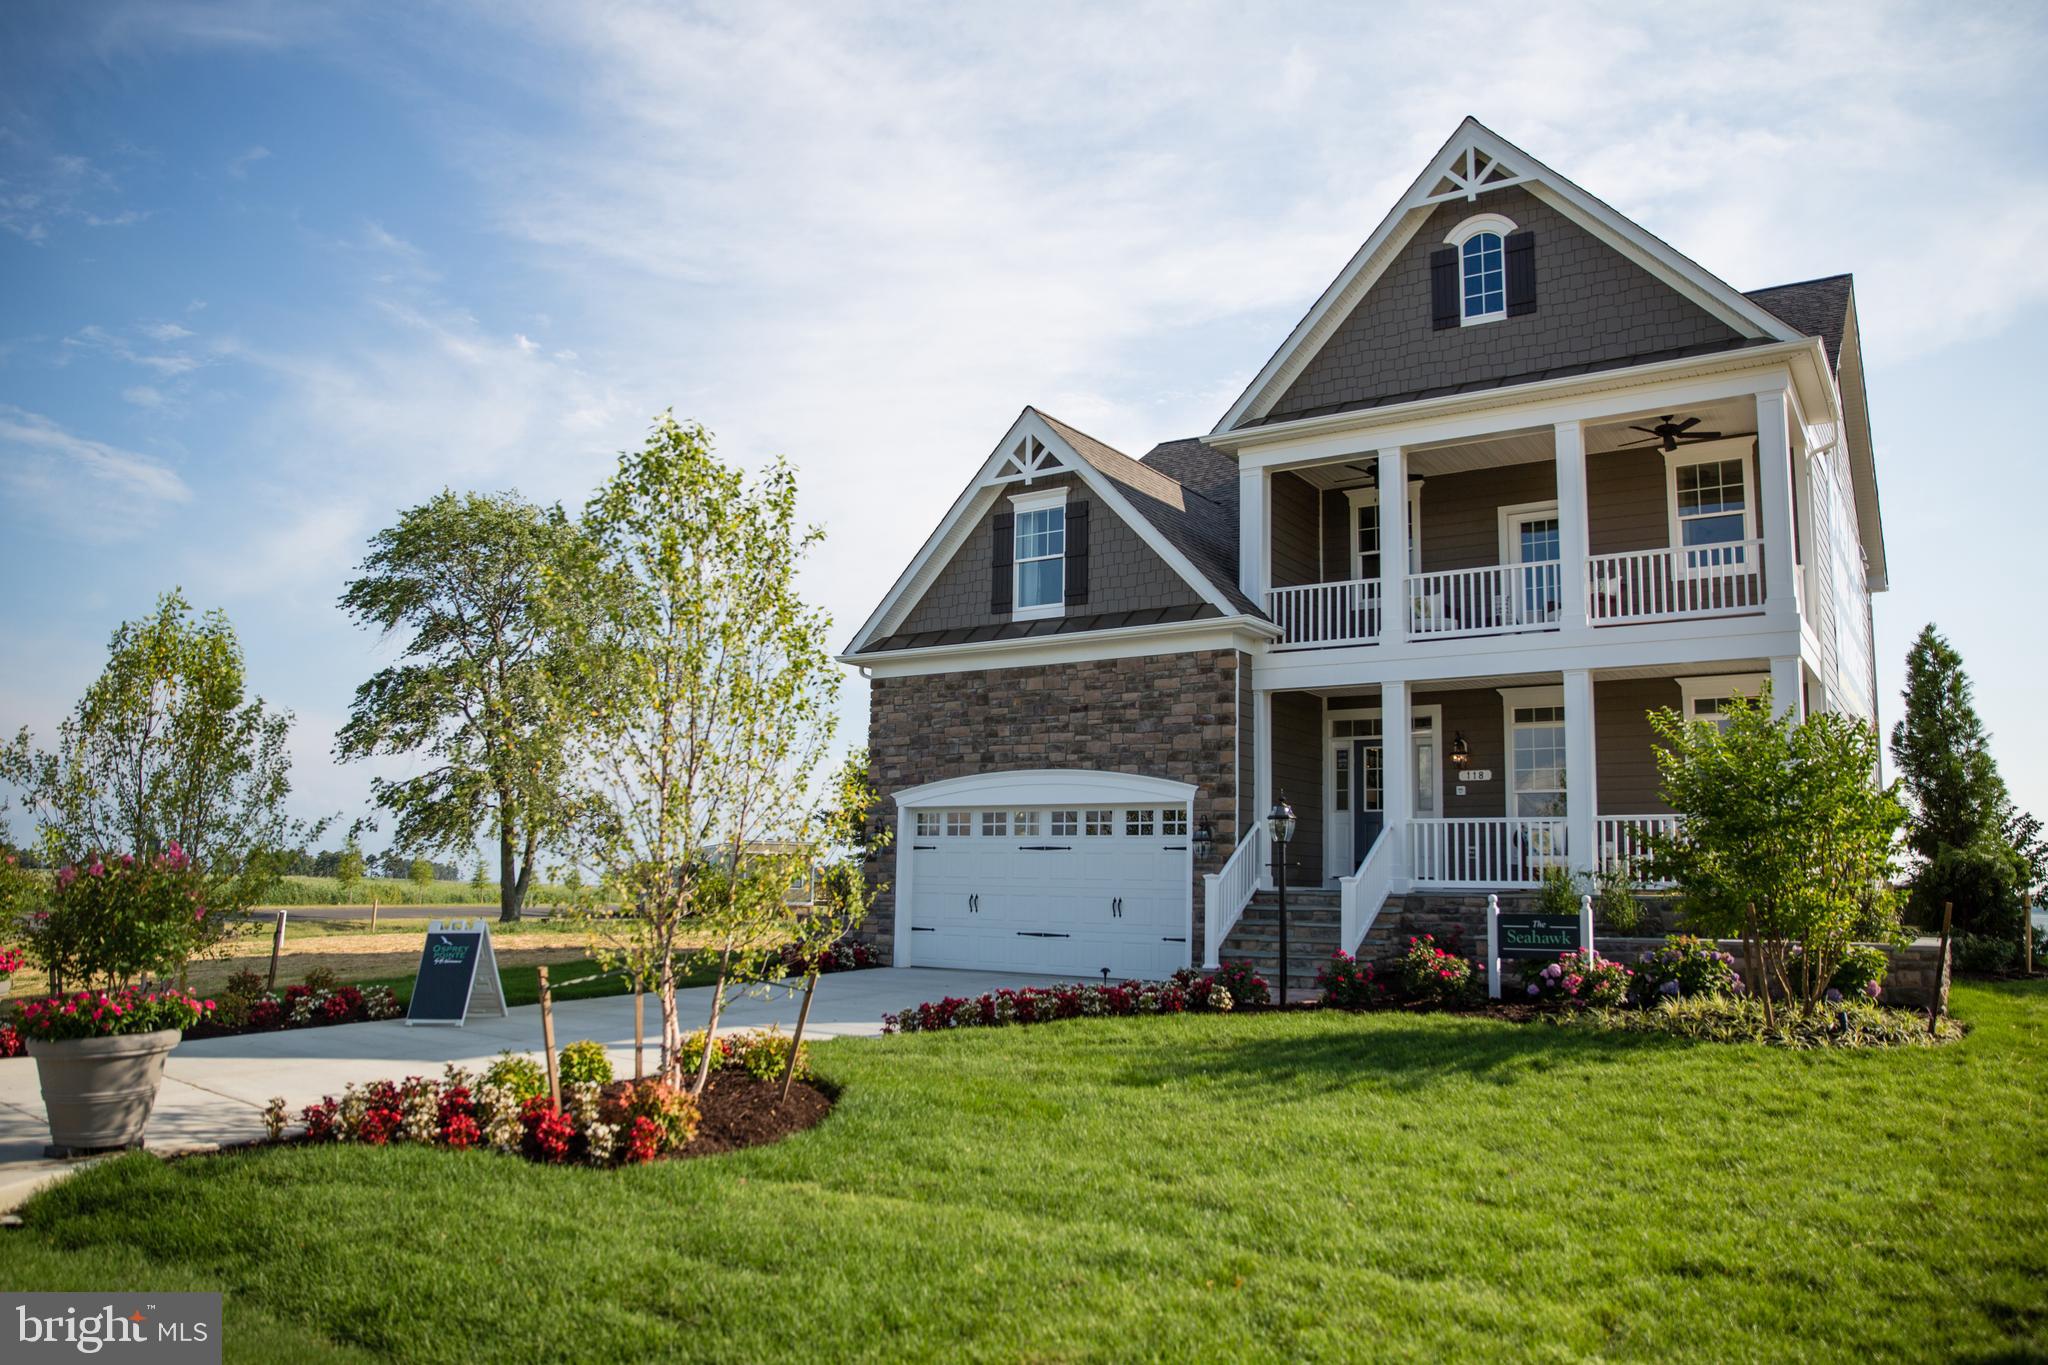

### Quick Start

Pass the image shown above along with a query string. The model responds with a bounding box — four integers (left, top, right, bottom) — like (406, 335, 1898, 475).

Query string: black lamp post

(1193, 820, 1215, 862)
(1449, 731, 1471, 769)
(1267, 796, 1297, 1006)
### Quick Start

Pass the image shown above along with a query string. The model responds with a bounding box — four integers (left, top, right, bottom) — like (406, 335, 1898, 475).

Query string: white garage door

(905, 802, 1192, 980)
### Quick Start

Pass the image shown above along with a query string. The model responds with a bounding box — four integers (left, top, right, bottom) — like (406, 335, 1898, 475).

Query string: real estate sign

(405, 919, 507, 1026)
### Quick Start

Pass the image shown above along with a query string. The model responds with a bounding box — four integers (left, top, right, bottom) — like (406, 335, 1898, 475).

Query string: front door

(1506, 507, 1562, 624)
(1350, 737, 1384, 861)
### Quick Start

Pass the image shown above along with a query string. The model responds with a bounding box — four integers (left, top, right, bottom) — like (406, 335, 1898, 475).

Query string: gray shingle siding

(1270, 187, 1743, 420)
(896, 472, 1207, 636)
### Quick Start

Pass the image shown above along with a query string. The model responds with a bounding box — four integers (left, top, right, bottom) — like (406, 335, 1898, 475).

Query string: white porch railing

(1200, 821, 1266, 969)
(1267, 579, 1380, 648)
(1408, 817, 1569, 887)
(1585, 540, 1764, 624)
(1596, 814, 1679, 887)
(1405, 564, 1563, 639)
(1338, 827, 1398, 954)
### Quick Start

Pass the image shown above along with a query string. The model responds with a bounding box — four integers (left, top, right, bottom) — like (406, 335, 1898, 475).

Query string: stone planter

(25, 1028, 181, 1157)
(0, 975, 11, 1000)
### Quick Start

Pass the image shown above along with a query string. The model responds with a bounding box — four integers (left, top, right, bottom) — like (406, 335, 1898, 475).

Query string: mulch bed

(679, 1071, 833, 1157)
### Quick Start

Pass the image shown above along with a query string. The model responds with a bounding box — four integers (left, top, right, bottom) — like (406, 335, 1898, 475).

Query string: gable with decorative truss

(990, 429, 1069, 485)
(1213, 118, 1799, 433)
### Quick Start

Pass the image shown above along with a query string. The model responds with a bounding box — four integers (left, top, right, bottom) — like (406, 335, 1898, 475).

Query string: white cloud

(121, 385, 165, 408)
(0, 406, 192, 535)
(139, 322, 195, 342)
(226, 144, 271, 178)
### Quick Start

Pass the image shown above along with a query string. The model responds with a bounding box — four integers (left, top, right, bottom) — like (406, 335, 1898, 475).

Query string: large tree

(1889, 624, 2038, 935)
(557, 415, 840, 1091)
(0, 589, 313, 916)
(336, 490, 592, 923)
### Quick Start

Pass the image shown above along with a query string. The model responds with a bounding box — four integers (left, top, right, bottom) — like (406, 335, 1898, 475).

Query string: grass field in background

(0, 980, 2041, 1361)
(252, 876, 582, 908)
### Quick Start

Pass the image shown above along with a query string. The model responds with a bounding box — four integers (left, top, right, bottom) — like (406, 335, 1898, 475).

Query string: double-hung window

(1670, 455, 1753, 571)
(1011, 489, 1066, 619)
(1508, 705, 1567, 818)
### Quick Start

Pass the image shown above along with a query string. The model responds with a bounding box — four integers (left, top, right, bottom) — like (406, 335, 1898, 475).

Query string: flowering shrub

(734, 1027, 810, 1083)
(1316, 951, 1389, 1009)
(1212, 960, 1271, 1008)
(1397, 935, 1475, 1005)
(600, 1079, 700, 1156)
(1825, 944, 1889, 1002)
(1552, 994, 1960, 1048)
(16, 986, 213, 1041)
(189, 980, 401, 1038)
(778, 940, 878, 975)
(0, 1023, 22, 1058)
(558, 1039, 615, 1086)
(882, 972, 1242, 1034)
(20, 842, 231, 991)
(678, 1030, 740, 1078)
(0, 946, 24, 979)
(483, 1052, 548, 1103)
(1519, 949, 1632, 1008)
(1631, 936, 1743, 1002)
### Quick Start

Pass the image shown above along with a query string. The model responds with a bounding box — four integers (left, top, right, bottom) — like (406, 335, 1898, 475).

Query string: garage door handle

(1015, 931, 1071, 938)
(910, 926, 935, 932)
(1163, 845, 1187, 851)
(1161, 936, 1186, 943)
(912, 844, 936, 851)
(1019, 845, 1072, 851)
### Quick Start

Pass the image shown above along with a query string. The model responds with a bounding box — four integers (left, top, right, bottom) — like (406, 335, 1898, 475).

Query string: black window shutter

(1063, 502, 1090, 606)
(990, 512, 1014, 614)
(1429, 247, 1459, 329)
(1505, 230, 1537, 316)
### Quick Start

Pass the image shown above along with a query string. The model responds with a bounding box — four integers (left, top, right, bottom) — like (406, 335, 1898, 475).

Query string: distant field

(253, 875, 582, 908)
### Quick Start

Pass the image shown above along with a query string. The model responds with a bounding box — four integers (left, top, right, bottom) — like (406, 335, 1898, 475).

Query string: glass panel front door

(1510, 511, 1562, 622)
(1350, 737, 1384, 859)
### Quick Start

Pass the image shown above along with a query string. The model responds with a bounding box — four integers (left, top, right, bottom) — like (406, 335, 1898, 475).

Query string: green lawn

(358, 956, 720, 1010)
(2, 981, 2043, 1362)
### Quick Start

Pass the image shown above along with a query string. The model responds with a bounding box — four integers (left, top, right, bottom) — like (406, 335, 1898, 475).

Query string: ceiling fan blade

(1616, 435, 1663, 448)
(1674, 416, 1702, 433)
(1627, 425, 1664, 438)
(1675, 430, 1724, 442)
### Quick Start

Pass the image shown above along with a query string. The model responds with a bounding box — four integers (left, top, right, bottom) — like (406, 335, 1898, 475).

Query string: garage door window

(915, 811, 940, 837)
(1012, 810, 1040, 836)
(1125, 809, 1156, 836)
(1162, 809, 1188, 837)
(1050, 810, 1078, 835)
(1085, 810, 1115, 835)
(945, 811, 972, 837)
(981, 811, 1008, 836)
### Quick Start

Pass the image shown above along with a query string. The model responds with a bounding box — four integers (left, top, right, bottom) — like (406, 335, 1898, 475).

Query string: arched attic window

(1432, 213, 1537, 329)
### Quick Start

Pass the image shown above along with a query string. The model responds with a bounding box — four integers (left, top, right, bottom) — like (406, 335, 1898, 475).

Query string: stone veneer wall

(1360, 892, 1951, 1010)
(860, 648, 1249, 965)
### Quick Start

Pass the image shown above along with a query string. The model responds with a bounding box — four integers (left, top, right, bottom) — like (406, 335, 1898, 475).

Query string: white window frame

(1498, 684, 1567, 820)
(1444, 212, 1517, 327)
(1664, 441, 1757, 574)
(1345, 483, 1422, 579)
(1677, 673, 1767, 728)
(1496, 500, 1562, 565)
(1009, 486, 1069, 622)
(1323, 701, 1443, 884)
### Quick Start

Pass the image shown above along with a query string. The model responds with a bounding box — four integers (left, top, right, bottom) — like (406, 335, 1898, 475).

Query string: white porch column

(1377, 447, 1408, 641)
(1769, 656, 1804, 720)
(1380, 678, 1413, 878)
(1562, 669, 1598, 878)
(1238, 466, 1268, 605)
(1553, 420, 1590, 630)
(1754, 386, 1799, 624)
(1253, 687, 1275, 890)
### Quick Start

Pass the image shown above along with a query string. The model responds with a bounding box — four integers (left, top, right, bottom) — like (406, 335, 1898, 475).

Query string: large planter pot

(0, 975, 11, 999)
(25, 1028, 181, 1156)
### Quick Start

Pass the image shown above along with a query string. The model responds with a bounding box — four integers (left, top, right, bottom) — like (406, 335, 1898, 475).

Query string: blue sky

(3, 1, 2046, 854)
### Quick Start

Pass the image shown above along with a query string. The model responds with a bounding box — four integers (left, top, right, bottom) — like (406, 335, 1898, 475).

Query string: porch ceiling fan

(1619, 415, 1723, 452)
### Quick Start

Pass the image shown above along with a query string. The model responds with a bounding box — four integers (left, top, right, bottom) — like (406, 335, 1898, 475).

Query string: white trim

(1662, 438, 1758, 555)
(1323, 700, 1442, 884)
(1496, 500, 1561, 565)
(1211, 118, 1799, 434)
(846, 407, 1241, 654)
(1498, 684, 1567, 820)
(1443, 212, 1519, 247)
(1344, 483, 1423, 577)
(1009, 485, 1068, 622)
(892, 768, 1196, 811)
(1676, 672, 1767, 722)
(842, 614, 1281, 678)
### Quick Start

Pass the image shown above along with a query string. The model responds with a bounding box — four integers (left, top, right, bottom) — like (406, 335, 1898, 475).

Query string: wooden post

(1931, 901, 1953, 1035)
(2024, 892, 2034, 977)
(370, 895, 379, 932)
(779, 972, 820, 1105)
(538, 965, 561, 1109)
(634, 989, 646, 1082)
(266, 909, 288, 991)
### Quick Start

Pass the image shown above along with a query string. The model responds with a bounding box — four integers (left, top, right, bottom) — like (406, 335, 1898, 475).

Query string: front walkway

(0, 966, 1053, 1211)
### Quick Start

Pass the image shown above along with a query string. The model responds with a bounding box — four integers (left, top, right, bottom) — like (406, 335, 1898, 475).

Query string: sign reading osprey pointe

(1496, 913, 1582, 959)
(405, 919, 507, 1026)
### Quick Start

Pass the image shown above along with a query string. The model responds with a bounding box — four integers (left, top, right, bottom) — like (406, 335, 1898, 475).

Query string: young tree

(0, 589, 316, 920)
(336, 490, 593, 923)
(469, 858, 489, 894)
(335, 838, 366, 892)
(409, 857, 436, 889)
(558, 415, 839, 1092)
(1650, 689, 1904, 1018)
(1890, 625, 2038, 935)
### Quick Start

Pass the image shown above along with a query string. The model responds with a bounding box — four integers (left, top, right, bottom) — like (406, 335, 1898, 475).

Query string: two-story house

(839, 119, 1885, 982)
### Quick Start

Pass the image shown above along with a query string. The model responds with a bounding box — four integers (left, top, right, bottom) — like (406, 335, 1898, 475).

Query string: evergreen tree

(1890, 625, 2033, 935)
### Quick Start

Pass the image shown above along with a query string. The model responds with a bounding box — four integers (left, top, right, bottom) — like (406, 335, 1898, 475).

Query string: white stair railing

(1338, 827, 1398, 955)
(1408, 817, 1569, 886)
(1405, 564, 1563, 639)
(1267, 579, 1380, 648)
(1596, 814, 1680, 887)
(1585, 540, 1764, 624)
(1201, 822, 1267, 969)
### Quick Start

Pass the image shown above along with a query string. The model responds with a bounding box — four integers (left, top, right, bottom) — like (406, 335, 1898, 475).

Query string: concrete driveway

(0, 966, 1058, 1210)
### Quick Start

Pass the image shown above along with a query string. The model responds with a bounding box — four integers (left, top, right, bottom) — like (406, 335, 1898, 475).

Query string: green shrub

(1533, 866, 1584, 918)
(483, 1051, 548, 1103)
(1212, 960, 1271, 1008)
(557, 1040, 614, 1086)
(1827, 945, 1890, 1000)
(1517, 949, 1631, 1007)
(1954, 933, 2018, 975)
(1594, 866, 1644, 934)
(676, 1029, 735, 1078)
(1630, 935, 1742, 1002)
(1553, 994, 1960, 1048)
(734, 1027, 809, 1083)
(600, 1080, 700, 1153)
(1398, 934, 1474, 1005)
(300, 966, 341, 992)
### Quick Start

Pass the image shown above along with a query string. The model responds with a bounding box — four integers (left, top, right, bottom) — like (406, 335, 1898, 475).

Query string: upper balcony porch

(1246, 391, 1805, 656)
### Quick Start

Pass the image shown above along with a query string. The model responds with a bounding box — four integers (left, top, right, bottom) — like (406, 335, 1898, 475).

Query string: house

(838, 119, 1885, 982)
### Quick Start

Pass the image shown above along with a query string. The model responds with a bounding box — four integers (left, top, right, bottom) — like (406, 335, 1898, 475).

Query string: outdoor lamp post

(1193, 820, 1214, 862)
(1267, 796, 1297, 1006)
